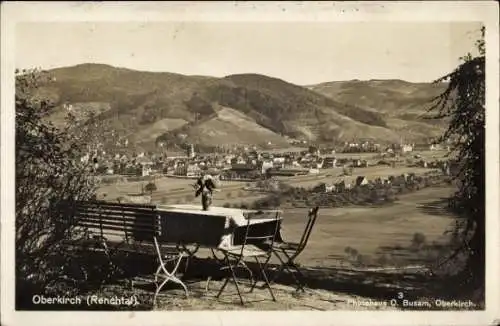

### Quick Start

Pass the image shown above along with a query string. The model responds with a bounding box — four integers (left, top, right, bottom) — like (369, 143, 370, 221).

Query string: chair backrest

(295, 207, 320, 255)
(239, 209, 282, 255)
(71, 200, 159, 243)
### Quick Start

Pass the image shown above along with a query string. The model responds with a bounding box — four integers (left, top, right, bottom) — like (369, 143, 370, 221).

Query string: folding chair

(152, 236, 189, 306)
(269, 207, 319, 292)
(214, 210, 281, 305)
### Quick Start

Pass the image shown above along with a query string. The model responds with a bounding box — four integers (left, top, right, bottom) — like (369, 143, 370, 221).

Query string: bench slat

(75, 204, 156, 212)
(79, 222, 157, 235)
(77, 218, 157, 231)
(75, 208, 156, 217)
(74, 200, 156, 209)
(75, 212, 156, 224)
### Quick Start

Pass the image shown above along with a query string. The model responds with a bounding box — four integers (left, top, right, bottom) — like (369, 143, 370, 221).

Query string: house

(430, 143, 442, 151)
(186, 163, 202, 177)
(141, 164, 153, 177)
(355, 176, 369, 186)
(323, 157, 337, 168)
(335, 180, 347, 192)
(405, 173, 416, 183)
(314, 183, 335, 193)
(402, 144, 414, 153)
(352, 159, 362, 167)
(260, 160, 274, 174)
(230, 164, 260, 179)
(273, 157, 285, 166)
(174, 162, 188, 176)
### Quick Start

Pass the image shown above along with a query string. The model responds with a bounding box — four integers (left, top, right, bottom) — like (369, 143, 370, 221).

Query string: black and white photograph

(1, 2, 499, 326)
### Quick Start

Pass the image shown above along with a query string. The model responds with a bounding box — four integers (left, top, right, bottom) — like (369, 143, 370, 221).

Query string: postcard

(1, 1, 499, 326)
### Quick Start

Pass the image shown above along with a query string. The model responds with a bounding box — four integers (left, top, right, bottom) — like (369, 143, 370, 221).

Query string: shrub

(412, 232, 427, 247)
(15, 69, 115, 307)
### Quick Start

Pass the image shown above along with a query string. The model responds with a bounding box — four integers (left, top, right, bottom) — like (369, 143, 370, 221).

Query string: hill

(34, 64, 448, 150)
(307, 79, 448, 142)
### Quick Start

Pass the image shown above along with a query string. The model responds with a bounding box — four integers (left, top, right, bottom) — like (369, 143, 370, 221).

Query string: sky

(16, 21, 482, 85)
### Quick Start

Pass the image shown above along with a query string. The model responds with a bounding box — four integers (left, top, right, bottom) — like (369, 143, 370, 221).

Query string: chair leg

(215, 255, 245, 305)
(269, 250, 306, 292)
(238, 260, 254, 285)
(281, 251, 307, 292)
(215, 277, 230, 298)
(205, 276, 212, 293)
(215, 256, 231, 299)
(255, 257, 276, 302)
(269, 250, 287, 284)
(249, 254, 272, 293)
(229, 261, 245, 305)
(183, 255, 190, 275)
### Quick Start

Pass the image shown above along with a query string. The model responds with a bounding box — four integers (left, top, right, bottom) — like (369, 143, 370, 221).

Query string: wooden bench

(59, 200, 161, 281)
(71, 200, 159, 245)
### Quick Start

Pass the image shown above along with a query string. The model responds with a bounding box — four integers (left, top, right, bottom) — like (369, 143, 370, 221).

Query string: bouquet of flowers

(193, 174, 218, 210)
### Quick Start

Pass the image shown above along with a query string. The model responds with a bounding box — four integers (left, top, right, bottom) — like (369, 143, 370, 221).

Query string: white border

(1, 2, 499, 326)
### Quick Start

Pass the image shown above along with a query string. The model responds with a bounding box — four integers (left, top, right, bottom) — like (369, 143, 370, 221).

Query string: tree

(144, 182, 157, 194)
(429, 26, 485, 295)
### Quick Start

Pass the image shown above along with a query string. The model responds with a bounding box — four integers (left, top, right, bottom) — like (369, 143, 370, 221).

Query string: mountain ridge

(33, 63, 447, 150)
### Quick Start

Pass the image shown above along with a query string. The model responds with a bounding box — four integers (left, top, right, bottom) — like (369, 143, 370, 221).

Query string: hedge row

(249, 174, 448, 209)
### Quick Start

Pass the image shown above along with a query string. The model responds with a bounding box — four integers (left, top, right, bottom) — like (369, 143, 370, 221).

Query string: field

(276, 185, 456, 268)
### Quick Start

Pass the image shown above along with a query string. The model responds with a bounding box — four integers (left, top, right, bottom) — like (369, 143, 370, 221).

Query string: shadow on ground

(417, 197, 456, 217)
(18, 246, 482, 311)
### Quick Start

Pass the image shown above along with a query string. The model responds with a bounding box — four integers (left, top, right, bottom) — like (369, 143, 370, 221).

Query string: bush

(15, 69, 110, 307)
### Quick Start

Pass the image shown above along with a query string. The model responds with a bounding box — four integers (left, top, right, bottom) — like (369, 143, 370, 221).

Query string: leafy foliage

(429, 26, 485, 293)
(15, 69, 113, 306)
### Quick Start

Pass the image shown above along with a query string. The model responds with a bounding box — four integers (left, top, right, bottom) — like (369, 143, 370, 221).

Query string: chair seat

(272, 241, 300, 251)
(220, 244, 268, 258)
